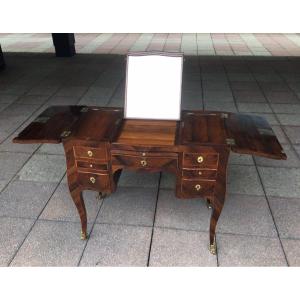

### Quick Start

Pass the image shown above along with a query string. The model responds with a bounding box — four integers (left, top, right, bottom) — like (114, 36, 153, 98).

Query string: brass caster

(206, 199, 212, 209)
(80, 230, 88, 240)
(96, 192, 106, 200)
(209, 241, 217, 255)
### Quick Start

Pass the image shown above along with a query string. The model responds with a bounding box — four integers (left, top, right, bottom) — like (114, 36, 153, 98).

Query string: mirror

(124, 52, 183, 120)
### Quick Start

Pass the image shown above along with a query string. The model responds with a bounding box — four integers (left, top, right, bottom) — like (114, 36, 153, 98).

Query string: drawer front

(76, 160, 108, 172)
(182, 169, 217, 180)
(77, 172, 110, 190)
(183, 153, 218, 168)
(112, 154, 177, 171)
(181, 179, 215, 197)
(74, 146, 107, 160)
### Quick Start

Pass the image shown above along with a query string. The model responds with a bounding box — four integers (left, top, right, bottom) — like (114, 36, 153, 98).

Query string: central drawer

(183, 153, 218, 168)
(111, 153, 178, 171)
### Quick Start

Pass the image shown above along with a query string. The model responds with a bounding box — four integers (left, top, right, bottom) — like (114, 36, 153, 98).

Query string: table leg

(0, 45, 5, 70)
(52, 33, 76, 57)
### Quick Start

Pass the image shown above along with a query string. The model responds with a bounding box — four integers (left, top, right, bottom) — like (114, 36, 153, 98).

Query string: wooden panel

(13, 106, 84, 144)
(77, 172, 110, 191)
(76, 161, 108, 172)
(182, 169, 217, 180)
(115, 119, 178, 146)
(74, 146, 107, 160)
(183, 153, 219, 168)
(179, 111, 227, 145)
(225, 113, 287, 159)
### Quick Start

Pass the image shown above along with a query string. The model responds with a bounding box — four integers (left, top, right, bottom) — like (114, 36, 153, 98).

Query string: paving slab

(258, 167, 300, 198)
(149, 228, 217, 266)
(0, 216, 34, 266)
(217, 233, 287, 266)
(40, 182, 101, 223)
(54, 86, 88, 98)
(80, 223, 152, 266)
(18, 154, 66, 183)
(276, 114, 300, 126)
(15, 95, 49, 105)
(218, 194, 277, 237)
(227, 165, 264, 196)
(269, 197, 300, 239)
(37, 143, 65, 155)
(281, 238, 300, 266)
(10, 220, 87, 266)
(229, 152, 254, 165)
(237, 103, 272, 113)
(160, 172, 177, 189)
(282, 126, 300, 144)
(97, 187, 157, 226)
(0, 179, 57, 218)
(155, 189, 210, 231)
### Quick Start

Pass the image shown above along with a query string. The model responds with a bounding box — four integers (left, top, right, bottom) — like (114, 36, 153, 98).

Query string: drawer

(181, 179, 215, 197)
(74, 146, 107, 160)
(77, 172, 110, 190)
(183, 153, 218, 168)
(182, 169, 217, 180)
(112, 154, 177, 171)
(76, 160, 108, 172)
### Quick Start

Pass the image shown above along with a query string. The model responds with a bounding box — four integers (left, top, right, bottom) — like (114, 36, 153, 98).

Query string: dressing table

(12, 53, 286, 255)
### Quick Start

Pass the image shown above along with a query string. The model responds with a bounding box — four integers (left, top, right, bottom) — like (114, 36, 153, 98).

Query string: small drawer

(74, 146, 107, 160)
(183, 153, 218, 168)
(182, 169, 217, 180)
(181, 179, 215, 197)
(77, 172, 110, 190)
(112, 154, 177, 171)
(76, 160, 108, 172)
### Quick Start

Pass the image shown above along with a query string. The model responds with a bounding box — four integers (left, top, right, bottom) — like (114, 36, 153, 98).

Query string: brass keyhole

(197, 156, 204, 163)
(90, 177, 96, 184)
(141, 160, 147, 167)
(195, 184, 201, 191)
(87, 150, 93, 157)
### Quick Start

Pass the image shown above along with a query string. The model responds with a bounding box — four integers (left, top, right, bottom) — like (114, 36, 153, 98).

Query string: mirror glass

(124, 53, 183, 120)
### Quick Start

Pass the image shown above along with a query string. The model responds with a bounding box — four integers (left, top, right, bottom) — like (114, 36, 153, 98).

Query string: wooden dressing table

(13, 105, 286, 254)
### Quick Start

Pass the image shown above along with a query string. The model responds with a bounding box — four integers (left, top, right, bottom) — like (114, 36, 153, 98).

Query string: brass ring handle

(90, 176, 96, 184)
(141, 160, 147, 167)
(197, 156, 204, 163)
(87, 150, 93, 157)
(195, 184, 201, 191)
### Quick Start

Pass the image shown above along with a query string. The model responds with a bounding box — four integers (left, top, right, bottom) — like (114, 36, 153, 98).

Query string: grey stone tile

(271, 103, 300, 114)
(203, 90, 233, 102)
(0, 179, 57, 218)
(97, 187, 157, 226)
(77, 95, 110, 106)
(118, 170, 159, 188)
(160, 172, 176, 189)
(265, 91, 300, 104)
(80, 223, 151, 266)
(0, 114, 28, 133)
(37, 143, 65, 155)
(283, 126, 300, 144)
(45, 95, 81, 105)
(254, 144, 300, 168)
(294, 145, 300, 157)
(227, 165, 264, 196)
(0, 94, 19, 104)
(217, 234, 287, 266)
(269, 197, 300, 239)
(0, 217, 34, 266)
(277, 114, 300, 126)
(250, 113, 279, 125)
(10, 220, 87, 266)
(27, 85, 60, 96)
(0, 103, 39, 116)
(281, 239, 300, 266)
(0, 84, 32, 95)
(55, 86, 88, 97)
(218, 194, 276, 237)
(0, 133, 40, 153)
(233, 90, 266, 103)
(258, 167, 300, 198)
(202, 81, 231, 91)
(15, 95, 49, 105)
(18, 154, 66, 183)
(0, 152, 30, 180)
(237, 103, 272, 113)
(149, 228, 217, 266)
(0, 179, 8, 193)
(229, 152, 254, 165)
(155, 189, 210, 231)
(204, 101, 237, 112)
(40, 183, 101, 222)
(271, 125, 289, 144)
(84, 86, 115, 99)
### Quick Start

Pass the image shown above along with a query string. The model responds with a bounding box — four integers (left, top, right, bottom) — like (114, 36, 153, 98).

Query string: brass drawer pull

(198, 171, 202, 175)
(87, 150, 93, 157)
(90, 176, 96, 184)
(195, 184, 201, 191)
(197, 156, 204, 163)
(141, 160, 147, 167)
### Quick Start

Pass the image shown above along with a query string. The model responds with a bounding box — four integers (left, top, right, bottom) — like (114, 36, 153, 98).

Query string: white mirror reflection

(124, 53, 183, 120)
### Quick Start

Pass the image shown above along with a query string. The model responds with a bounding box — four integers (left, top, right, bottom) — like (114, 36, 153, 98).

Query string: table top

(13, 105, 286, 160)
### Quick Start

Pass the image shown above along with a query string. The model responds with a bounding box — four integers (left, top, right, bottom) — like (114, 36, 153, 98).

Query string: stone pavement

(0, 52, 300, 266)
(1, 33, 300, 56)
